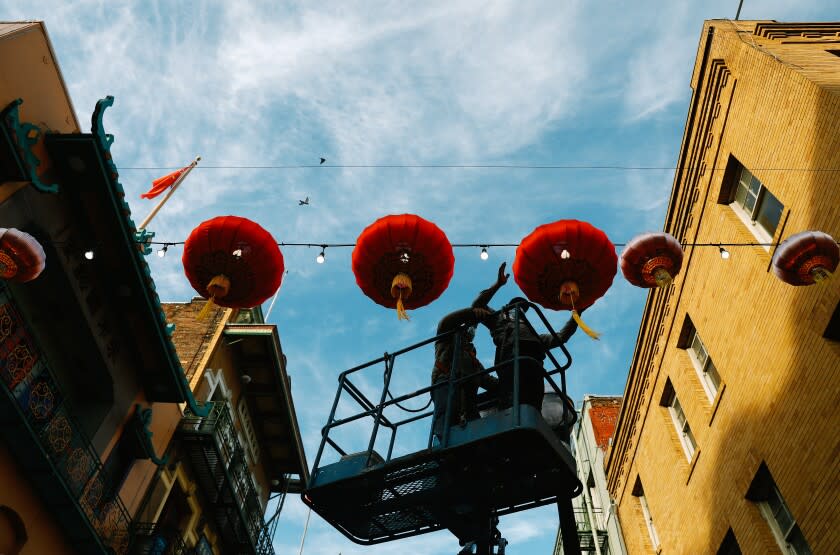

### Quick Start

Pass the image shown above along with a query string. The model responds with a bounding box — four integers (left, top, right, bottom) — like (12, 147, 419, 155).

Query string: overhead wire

(119, 163, 840, 172)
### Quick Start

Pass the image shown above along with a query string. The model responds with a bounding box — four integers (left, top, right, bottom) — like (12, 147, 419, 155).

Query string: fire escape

(178, 401, 275, 555)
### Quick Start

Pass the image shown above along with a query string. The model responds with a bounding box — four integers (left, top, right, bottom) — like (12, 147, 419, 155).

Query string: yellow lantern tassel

(198, 274, 231, 320)
(653, 267, 673, 288)
(391, 273, 413, 321)
(570, 296, 600, 340)
(811, 266, 832, 283)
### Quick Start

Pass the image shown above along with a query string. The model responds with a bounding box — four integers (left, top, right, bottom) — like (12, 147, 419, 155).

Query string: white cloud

(5, 1, 839, 554)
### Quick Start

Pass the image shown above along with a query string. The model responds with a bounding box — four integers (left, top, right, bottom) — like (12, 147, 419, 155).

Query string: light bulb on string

(719, 245, 730, 260)
(84, 249, 95, 260)
(480, 247, 489, 260)
(157, 244, 168, 258)
(316, 247, 326, 264)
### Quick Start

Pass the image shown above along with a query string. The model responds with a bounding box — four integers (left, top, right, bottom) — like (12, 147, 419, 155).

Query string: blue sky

(5, 1, 838, 553)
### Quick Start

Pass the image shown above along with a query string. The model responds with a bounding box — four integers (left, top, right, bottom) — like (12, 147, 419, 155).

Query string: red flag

(141, 166, 188, 199)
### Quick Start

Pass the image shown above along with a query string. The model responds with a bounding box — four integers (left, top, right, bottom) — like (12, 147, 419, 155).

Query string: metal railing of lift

(309, 301, 575, 478)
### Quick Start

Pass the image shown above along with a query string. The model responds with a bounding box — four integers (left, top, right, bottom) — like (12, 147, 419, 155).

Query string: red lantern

(0, 228, 46, 283)
(620, 232, 684, 288)
(772, 230, 838, 286)
(352, 214, 454, 320)
(182, 216, 284, 317)
(513, 220, 617, 339)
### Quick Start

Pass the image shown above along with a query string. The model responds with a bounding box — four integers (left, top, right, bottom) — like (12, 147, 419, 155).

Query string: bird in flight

(319, 157, 326, 165)
(298, 196, 310, 206)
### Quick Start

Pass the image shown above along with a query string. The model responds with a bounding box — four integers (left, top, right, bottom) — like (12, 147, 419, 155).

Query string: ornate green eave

(128, 404, 169, 466)
(42, 96, 206, 415)
(0, 99, 59, 193)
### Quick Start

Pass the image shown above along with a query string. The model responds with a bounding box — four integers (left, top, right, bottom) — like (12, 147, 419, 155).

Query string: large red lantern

(352, 214, 454, 320)
(182, 216, 284, 317)
(0, 228, 46, 283)
(772, 230, 838, 286)
(513, 220, 617, 339)
(620, 232, 684, 288)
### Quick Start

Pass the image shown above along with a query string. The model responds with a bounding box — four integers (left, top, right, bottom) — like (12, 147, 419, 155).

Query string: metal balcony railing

(179, 401, 274, 555)
(132, 522, 190, 555)
(0, 284, 132, 554)
(570, 508, 608, 552)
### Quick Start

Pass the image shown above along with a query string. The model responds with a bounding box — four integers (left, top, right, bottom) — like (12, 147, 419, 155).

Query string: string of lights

(141, 240, 791, 262)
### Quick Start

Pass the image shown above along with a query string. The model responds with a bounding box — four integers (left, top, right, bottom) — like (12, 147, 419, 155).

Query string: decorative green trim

(134, 229, 155, 256)
(131, 404, 169, 466)
(0, 99, 59, 193)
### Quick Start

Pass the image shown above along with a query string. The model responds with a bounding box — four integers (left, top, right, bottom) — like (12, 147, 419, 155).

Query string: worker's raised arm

(472, 262, 510, 308)
(437, 307, 493, 335)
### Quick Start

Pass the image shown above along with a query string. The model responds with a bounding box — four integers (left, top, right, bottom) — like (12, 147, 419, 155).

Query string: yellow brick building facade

(605, 21, 840, 554)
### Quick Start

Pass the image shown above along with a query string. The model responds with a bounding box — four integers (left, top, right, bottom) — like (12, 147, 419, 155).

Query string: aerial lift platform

(303, 302, 583, 555)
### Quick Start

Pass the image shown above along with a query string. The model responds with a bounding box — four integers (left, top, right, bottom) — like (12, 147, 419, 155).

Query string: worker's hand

(496, 262, 510, 288)
(472, 307, 493, 323)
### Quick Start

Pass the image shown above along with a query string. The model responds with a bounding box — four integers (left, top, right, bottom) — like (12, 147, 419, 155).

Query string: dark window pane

(734, 182, 748, 208)
(705, 360, 721, 391)
(787, 525, 812, 554)
(739, 167, 753, 187)
(744, 193, 757, 214)
(756, 190, 783, 236)
(749, 175, 762, 194)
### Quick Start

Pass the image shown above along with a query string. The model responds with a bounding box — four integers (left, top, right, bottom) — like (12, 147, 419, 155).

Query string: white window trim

(686, 331, 720, 402)
(730, 200, 775, 245)
(728, 167, 782, 247)
(758, 486, 809, 555)
(639, 493, 661, 552)
(667, 395, 696, 461)
(237, 400, 261, 464)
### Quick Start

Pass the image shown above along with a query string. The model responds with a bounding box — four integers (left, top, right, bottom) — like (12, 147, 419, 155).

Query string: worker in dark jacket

(472, 262, 579, 411)
(431, 306, 498, 442)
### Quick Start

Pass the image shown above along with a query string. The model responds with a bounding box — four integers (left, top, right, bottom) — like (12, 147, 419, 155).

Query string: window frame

(758, 484, 811, 554)
(237, 399, 260, 464)
(729, 164, 784, 243)
(634, 482, 660, 552)
(661, 381, 697, 461)
(687, 329, 721, 401)
(747, 463, 812, 555)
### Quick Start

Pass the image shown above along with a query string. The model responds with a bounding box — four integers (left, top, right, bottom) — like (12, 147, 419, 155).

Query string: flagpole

(139, 155, 201, 230)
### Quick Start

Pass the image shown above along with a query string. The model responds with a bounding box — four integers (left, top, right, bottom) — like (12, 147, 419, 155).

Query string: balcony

(132, 522, 190, 555)
(573, 508, 609, 553)
(0, 284, 132, 554)
(178, 401, 274, 555)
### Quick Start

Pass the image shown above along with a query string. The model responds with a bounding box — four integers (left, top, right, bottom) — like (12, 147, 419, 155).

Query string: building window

(632, 478, 660, 551)
(195, 535, 214, 555)
(728, 160, 784, 241)
(746, 463, 812, 554)
(677, 316, 721, 401)
(237, 400, 260, 464)
(717, 528, 741, 555)
(824, 301, 840, 341)
(660, 380, 697, 460)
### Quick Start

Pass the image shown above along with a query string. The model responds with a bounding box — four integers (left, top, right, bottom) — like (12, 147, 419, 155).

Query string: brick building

(555, 396, 627, 555)
(131, 300, 308, 554)
(605, 21, 840, 554)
